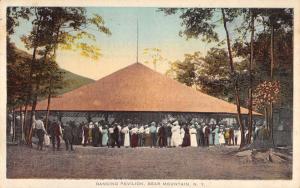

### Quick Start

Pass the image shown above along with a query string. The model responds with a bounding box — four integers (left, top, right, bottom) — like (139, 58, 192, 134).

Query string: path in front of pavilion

(7, 144, 292, 179)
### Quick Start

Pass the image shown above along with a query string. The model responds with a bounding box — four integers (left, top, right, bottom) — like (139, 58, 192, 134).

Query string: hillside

(10, 44, 95, 97)
(57, 68, 95, 95)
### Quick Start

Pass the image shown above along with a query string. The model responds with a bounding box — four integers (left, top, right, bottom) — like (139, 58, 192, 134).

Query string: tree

(167, 52, 201, 87)
(233, 8, 293, 146)
(9, 7, 111, 144)
(143, 48, 165, 71)
(37, 60, 65, 130)
(161, 8, 248, 148)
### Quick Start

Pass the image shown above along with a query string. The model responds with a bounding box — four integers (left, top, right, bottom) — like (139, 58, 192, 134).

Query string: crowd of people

(32, 117, 251, 151)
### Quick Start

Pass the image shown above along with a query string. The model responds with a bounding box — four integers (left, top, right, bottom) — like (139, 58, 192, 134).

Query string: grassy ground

(6, 145, 292, 179)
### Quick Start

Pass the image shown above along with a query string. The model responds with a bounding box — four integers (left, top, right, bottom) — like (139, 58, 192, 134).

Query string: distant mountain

(57, 68, 95, 95)
(9, 44, 95, 96)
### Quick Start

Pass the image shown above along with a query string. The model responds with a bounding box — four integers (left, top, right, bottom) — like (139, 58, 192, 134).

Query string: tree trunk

(28, 80, 40, 145)
(24, 103, 29, 143)
(270, 25, 275, 147)
(24, 8, 41, 145)
(24, 46, 37, 144)
(12, 109, 16, 142)
(265, 107, 269, 134)
(221, 9, 245, 148)
(45, 91, 52, 131)
(247, 10, 255, 144)
(19, 105, 25, 143)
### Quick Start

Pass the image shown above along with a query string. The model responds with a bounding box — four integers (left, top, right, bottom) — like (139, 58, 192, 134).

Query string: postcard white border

(0, 0, 299, 188)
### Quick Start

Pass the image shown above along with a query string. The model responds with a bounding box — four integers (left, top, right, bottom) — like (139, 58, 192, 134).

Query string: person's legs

(151, 133, 155, 147)
(65, 139, 69, 150)
(52, 135, 56, 150)
(84, 136, 88, 146)
(112, 137, 115, 148)
(70, 141, 74, 151)
(116, 137, 120, 148)
(57, 135, 60, 150)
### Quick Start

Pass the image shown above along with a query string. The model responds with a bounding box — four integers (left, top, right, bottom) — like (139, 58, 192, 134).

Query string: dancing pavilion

(34, 63, 262, 125)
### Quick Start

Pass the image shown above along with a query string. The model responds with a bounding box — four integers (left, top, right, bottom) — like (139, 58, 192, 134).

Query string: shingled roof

(36, 63, 258, 114)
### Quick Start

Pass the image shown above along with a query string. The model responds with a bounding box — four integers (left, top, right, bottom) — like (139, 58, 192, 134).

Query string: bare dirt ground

(6, 145, 292, 179)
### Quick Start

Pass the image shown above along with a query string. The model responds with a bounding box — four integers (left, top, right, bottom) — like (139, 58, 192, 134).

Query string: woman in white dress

(122, 126, 130, 147)
(189, 125, 197, 147)
(171, 121, 181, 147)
(219, 129, 225, 145)
(180, 126, 185, 146)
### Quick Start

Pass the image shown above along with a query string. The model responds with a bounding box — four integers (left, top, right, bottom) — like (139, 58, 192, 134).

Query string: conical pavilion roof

(36, 63, 258, 114)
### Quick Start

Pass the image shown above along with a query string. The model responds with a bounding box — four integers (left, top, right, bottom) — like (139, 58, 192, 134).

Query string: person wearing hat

(158, 123, 166, 148)
(234, 127, 241, 145)
(224, 128, 230, 145)
(49, 119, 62, 150)
(138, 124, 145, 147)
(130, 125, 139, 147)
(63, 122, 75, 151)
(229, 126, 234, 145)
(182, 124, 190, 147)
(190, 124, 197, 147)
(144, 124, 151, 147)
(213, 125, 220, 145)
(108, 124, 114, 147)
(98, 121, 103, 147)
(194, 122, 200, 147)
(121, 124, 130, 147)
(101, 124, 109, 147)
(171, 121, 181, 147)
(198, 123, 205, 147)
(165, 123, 172, 147)
(180, 124, 185, 146)
(33, 117, 47, 150)
(149, 122, 157, 147)
(209, 123, 214, 145)
(92, 122, 100, 147)
(111, 123, 120, 148)
(218, 128, 225, 145)
(117, 123, 123, 146)
(203, 124, 210, 147)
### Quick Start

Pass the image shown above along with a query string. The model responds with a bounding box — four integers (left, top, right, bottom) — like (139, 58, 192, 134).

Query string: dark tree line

(161, 8, 293, 148)
(7, 7, 111, 144)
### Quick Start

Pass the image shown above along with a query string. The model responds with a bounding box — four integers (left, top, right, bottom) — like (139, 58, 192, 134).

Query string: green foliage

(143, 48, 165, 70)
(19, 7, 111, 60)
(7, 7, 31, 36)
(7, 45, 94, 107)
(7, 43, 31, 109)
(167, 48, 248, 102)
(161, 8, 219, 42)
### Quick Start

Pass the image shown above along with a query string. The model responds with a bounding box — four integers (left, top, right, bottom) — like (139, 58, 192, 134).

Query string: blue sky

(11, 7, 237, 80)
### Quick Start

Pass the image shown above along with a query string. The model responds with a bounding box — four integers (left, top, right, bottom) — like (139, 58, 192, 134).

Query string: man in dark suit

(165, 123, 172, 147)
(50, 120, 62, 150)
(204, 125, 210, 147)
(112, 123, 120, 148)
(63, 124, 74, 151)
(158, 124, 166, 147)
(92, 123, 100, 147)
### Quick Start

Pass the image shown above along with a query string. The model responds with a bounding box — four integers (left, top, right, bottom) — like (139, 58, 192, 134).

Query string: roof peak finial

(136, 17, 139, 63)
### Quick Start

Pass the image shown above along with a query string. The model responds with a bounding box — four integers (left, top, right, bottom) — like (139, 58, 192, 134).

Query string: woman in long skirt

(214, 126, 220, 145)
(102, 126, 109, 147)
(130, 126, 138, 147)
(219, 129, 225, 145)
(182, 126, 190, 147)
(190, 126, 197, 147)
(209, 127, 213, 145)
(144, 125, 152, 146)
(122, 126, 130, 147)
(180, 126, 185, 146)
